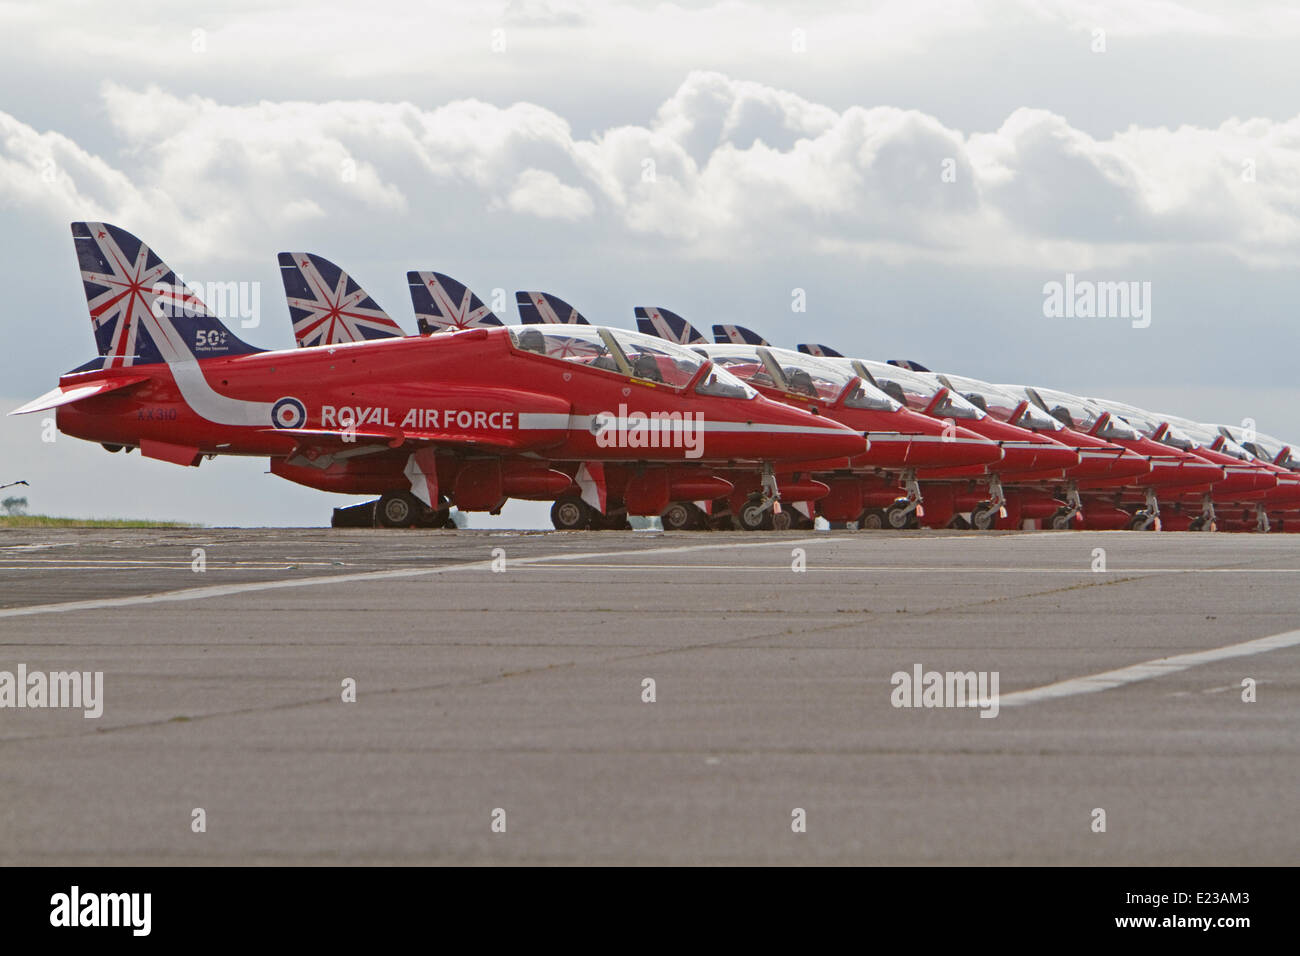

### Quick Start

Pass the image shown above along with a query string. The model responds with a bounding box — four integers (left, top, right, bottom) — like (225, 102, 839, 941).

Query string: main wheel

(771, 510, 793, 531)
(858, 509, 886, 530)
(788, 509, 816, 530)
(970, 505, 997, 530)
(550, 496, 592, 530)
(1048, 507, 1074, 530)
(734, 498, 769, 531)
(378, 491, 420, 528)
(661, 501, 695, 531)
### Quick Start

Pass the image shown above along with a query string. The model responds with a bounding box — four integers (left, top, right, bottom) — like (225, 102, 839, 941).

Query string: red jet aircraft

(997, 385, 1225, 530)
(11, 223, 866, 528)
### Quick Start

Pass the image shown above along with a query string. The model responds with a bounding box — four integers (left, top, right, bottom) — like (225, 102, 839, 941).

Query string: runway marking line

(999, 629, 1300, 708)
(0, 536, 829, 620)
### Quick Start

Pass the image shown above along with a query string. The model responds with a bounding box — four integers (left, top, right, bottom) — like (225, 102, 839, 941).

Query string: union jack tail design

(515, 291, 590, 325)
(887, 359, 932, 372)
(713, 324, 770, 346)
(72, 222, 261, 368)
(797, 343, 844, 358)
(634, 307, 707, 344)
(278, 253, 405, 347)
(408, 271, 502, 334)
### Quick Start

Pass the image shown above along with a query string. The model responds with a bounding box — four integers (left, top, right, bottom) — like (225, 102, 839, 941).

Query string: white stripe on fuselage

(142, 309, 272, 427)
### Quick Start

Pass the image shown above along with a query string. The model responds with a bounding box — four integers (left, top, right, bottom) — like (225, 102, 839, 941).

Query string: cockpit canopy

(1091, 398, 1200, 450)
(1215, 425, 1298, 469)
(508, 325, 757, 399)
(1158, 414, 1254, 461)
(1001, 385, 1142, 440)
(697, 345, 902, 411)
(937, 373, 1063, 431)
(852, 359, 985, 420)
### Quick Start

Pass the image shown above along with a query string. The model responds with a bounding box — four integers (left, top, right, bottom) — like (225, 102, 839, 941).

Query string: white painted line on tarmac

(505, 564, 1300, 573)
(999, 629, 1300, 708)
(0, 537, 828, 620)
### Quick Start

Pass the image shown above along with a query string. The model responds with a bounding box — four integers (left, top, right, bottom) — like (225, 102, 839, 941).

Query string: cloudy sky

(2, 0, 1298, 526)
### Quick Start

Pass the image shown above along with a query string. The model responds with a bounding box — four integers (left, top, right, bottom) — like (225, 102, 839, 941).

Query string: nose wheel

(1128, 489, 1161, 531)
(969, 476, 1006, 531)
(1048, 484, 1083, 530)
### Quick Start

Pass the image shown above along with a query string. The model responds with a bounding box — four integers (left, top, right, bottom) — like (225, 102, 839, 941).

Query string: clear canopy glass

(1092, 398, 1200, 450)
(1001, 385, 1142, 440)
(855, 359, 985, 420)
(508, 325, 756, 398)
(1160, 414, 1254, 461)
(939, 373, 1063, 431)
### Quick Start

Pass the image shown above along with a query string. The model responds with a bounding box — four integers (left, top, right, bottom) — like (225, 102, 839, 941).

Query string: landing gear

(787, 509, 816, 531)
(970, 502, 998, 530)
(1128, 511, 1157, 531)
(735, 496, 770, 531)
(734, 464, 784, 530)
(1255, 505, 1271, 534)
(885, 500, 917, 529)
(1049, 483, 1083, 529)
(550, 496, 592, 530)
(661, 501, 703, 531)
(378, 491, 420, 528)
(1048, 508, 1075, 530)
(1190, 493, 1217, 532)
(858, 509, 886, 530)
(771, 509, 793, 531)
(376, 491, 452, 528)
(1129, 489, 1161, 531)
(970, 476, 1005, 530)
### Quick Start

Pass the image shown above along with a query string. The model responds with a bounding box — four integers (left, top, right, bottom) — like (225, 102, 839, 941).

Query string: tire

(550, 496, 592, 530)
(734, 498, 768, 531)
(1046, 507, 1074, 530)
(970, 505, 998, 531)
(1127, 511, 1154, 531)
(885, 502, 913, 530)
(788, 510, 816, 530)
(771, 510, 793, 531)
(858, 509, 886, 530)
(378, 491, 419, 528)
(661, 501, 695, 531)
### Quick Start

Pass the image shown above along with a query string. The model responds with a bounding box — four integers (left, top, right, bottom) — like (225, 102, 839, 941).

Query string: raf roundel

(271, 397, 307, 430)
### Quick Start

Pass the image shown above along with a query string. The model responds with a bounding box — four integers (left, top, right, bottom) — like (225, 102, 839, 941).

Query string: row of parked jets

(13, 222, 1299, 532)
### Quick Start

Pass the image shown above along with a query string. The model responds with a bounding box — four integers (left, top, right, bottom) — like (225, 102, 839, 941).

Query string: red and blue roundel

(271, 397, 307, 429)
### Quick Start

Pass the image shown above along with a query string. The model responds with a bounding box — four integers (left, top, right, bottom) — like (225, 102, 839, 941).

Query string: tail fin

(797, 343, 844, 358)
(887, 359, 931, 372)
(408, 271, 502, 334)
(278, 252, 405, 347)
(634, 307, 708, 344)
(72, 222, 262, 367)
(713, 324, 769, 346)
(516, 291, 590, 325)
